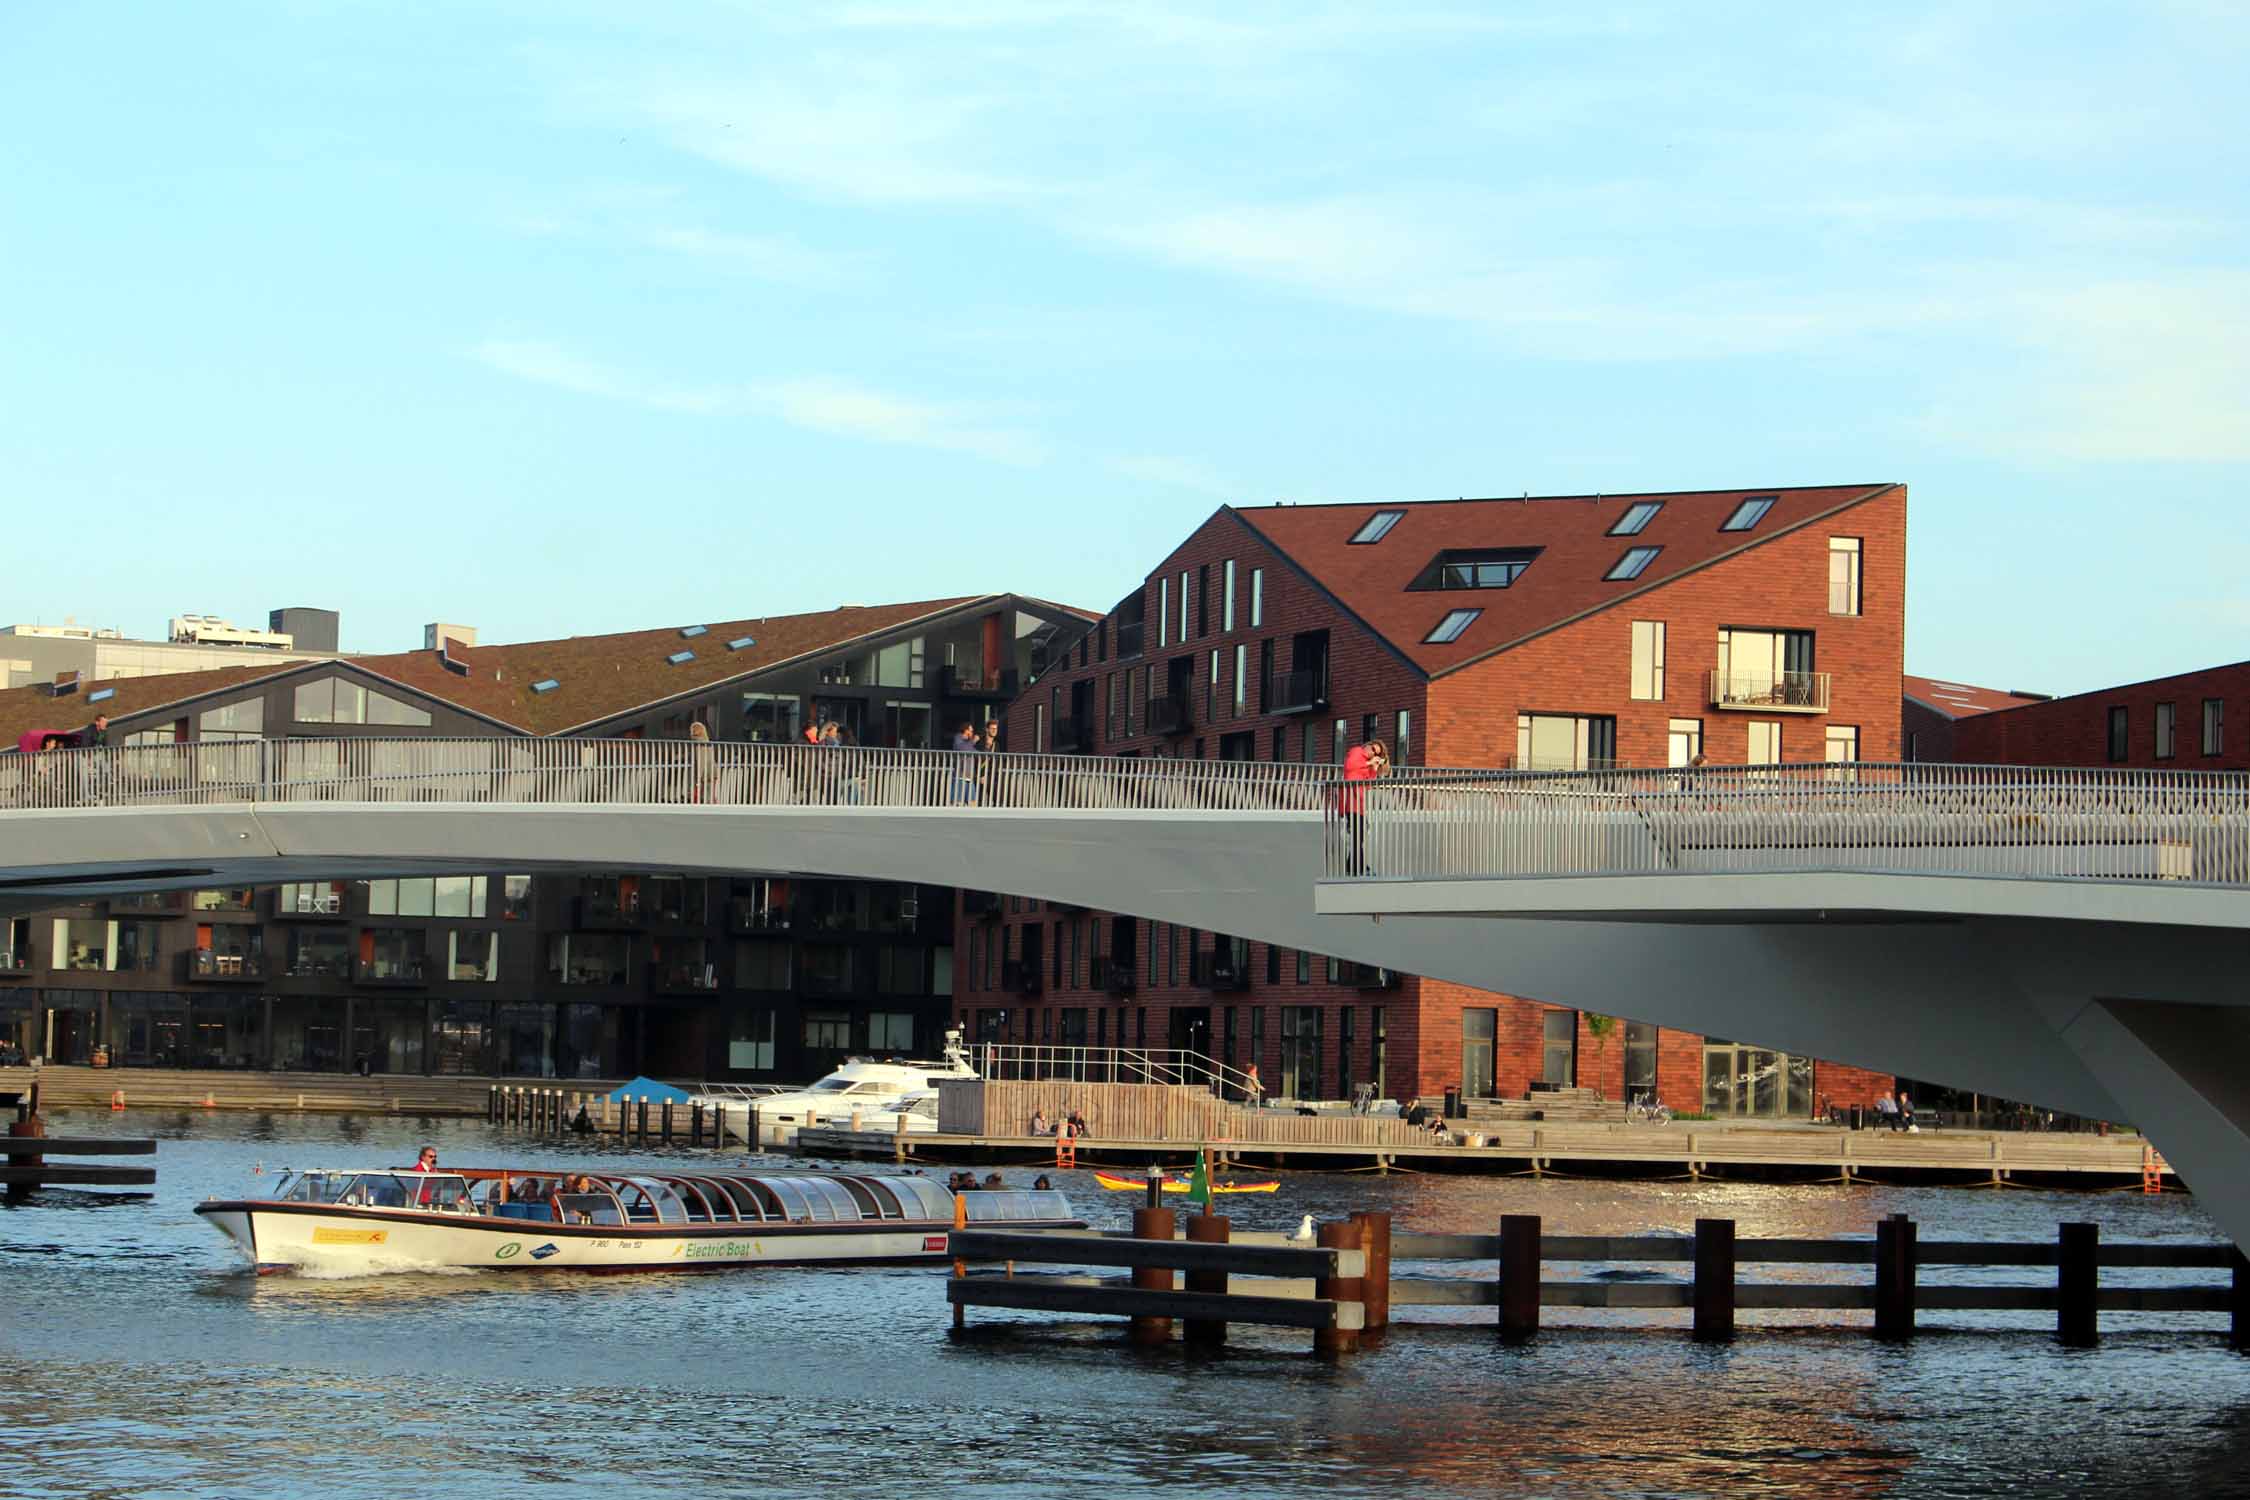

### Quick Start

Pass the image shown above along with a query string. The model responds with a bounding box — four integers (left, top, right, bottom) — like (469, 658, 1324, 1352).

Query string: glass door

(1461, 1008, 1495, 1098)
(1541, 1010, 1576, 1087)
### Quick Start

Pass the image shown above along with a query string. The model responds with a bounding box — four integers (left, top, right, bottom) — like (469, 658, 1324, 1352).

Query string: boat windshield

(290, 1172, 472, 1210)
(808, 1078, 858, 1093)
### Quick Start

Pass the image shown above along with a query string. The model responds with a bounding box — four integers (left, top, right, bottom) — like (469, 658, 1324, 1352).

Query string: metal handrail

(973, 1042, 1262, 1098)
(1320, 761, 2250, 889)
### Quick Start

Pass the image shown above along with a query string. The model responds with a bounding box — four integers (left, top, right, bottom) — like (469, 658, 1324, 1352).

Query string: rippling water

(5, 1110, 2249, 1499)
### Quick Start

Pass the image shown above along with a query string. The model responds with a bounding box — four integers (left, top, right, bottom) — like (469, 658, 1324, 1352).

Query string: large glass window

(1462, 1008, 1495, 1097)
(869, 1011, 915, 1052)
(548, 933, 629, 985)
(875, 637, 927, 689)
(271, 996, 345, 1072)
(363, 877, 487, 919)
(801, 945, 855, 996)
(729, 1008, 777, 1071)
(1667, 718, 1703, 768)
(293, 678, 430, 727)
(1610, 500, 1663, 535)
(803, 1010, 851, 1050)
(1605, 546, 1660, 581)
(494, 1003, 555, 1077)
(360, 929, 427, 983)
(1747, 720, 1783, 765)
(447, 931, 499, 982)
(52, 917, 114, 971)
(2205, 698, 2226, 756)
(741, 693, 803, 743)
(2155, 702, 2176, 760)
(1279, 1006, 1321, 1102)
(1828, 537, 1862, 615)
(1721, 495, 1776, 531)
(199, 699, 264, 737)
(1515, 713, 1617, 771)
(286, 927, 350, 978)
(1630, 621, 1666, 700)
(1250, 567, 1264, 628)
(876, 947, 926, 995)
(352, 997, 426, 1075)
(734, 941, 792, 990)
(1624, 1021, 1658, 1104)
(107, 993, 189, 1067)
(278, 881, 347, 916)
(1825, 725, 1860, 766)
(115, 920, 162, 973)
(501, 875, 533, 921)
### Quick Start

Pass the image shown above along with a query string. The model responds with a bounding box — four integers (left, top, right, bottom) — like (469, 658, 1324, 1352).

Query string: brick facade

(1952, 661, 2249, 771)
(955, 489, 1908, 1117)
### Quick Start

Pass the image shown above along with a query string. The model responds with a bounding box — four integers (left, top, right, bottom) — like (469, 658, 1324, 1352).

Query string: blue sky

(2, 2, 2243, 695)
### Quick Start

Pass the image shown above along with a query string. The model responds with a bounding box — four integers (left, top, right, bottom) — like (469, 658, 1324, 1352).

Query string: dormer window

(1609, 501, 1663, 536)
(1605, 546, 1661, 581)
(1349, 510, 1405, 544)
(1721, 495, 1776, 532)
(1407, 547, 1540, 591)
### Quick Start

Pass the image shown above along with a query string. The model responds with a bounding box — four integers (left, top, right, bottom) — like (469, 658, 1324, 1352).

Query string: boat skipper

(411, 1146, 440, 1205)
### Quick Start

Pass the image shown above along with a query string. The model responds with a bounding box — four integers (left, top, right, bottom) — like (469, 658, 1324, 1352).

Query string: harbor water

(6, 1110, 2250, 1499)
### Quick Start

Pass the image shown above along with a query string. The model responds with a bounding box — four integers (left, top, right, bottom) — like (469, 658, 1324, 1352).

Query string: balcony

(1708, 669, 1831, 714)
(1265, 668, 1328, 716)
(961, 890, 1001, 919)
(940, 665, 1021, 700)
(574, 894, 645, 929)
(1191, 952, 1250, 992)
(1049, 715, 1089, 754)
(0, 951, 29, 978)
(1148, 694, 1192, 737)
(356, 956, 429, 988)
(653, 963, 721, 995)
(1336, 960, 1400, 990)
(1098, 958, 1135, 996)
(183, 950, 268, 983)
(726, 897, 793, 935)
(283, 956, 352, 981)
(1114, 621, 1144, 659)
(109, 892, 181, 916)
(1002, 959, 1043, 996)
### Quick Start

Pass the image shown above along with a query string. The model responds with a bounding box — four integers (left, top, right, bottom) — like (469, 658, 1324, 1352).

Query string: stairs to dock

(1461, 1088, 1624, 1124)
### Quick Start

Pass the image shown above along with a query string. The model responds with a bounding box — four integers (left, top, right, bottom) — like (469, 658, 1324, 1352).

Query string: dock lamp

(1145, 1160, 1164, 1208)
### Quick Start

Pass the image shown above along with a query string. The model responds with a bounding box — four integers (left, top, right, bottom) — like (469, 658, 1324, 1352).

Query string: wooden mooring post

(2059, 1221, 2099, 1348)
(1352, 1210, 1392, 1337)
(1499, 1213, 1540, 1342)
(1693, 1218, 1735, 1342)
(1184, 1213, 1231, 1346)
(1315, 1220, 1365, 1357)
(1129, 1205, 1178, 1347)
(1875, 1212, 1917, 1341)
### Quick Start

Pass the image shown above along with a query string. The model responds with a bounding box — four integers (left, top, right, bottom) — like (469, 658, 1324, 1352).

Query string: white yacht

(699, 1034, 975, 1148)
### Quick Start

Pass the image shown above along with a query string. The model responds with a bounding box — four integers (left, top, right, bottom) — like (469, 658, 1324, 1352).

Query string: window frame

(1629, 620, 1666, 701)
(1606, 546, 1661, 581)
(1349, 510, 1405, 544)
(2203, 698, 2225, 757)
(1609, 500, 1663, 536)
(2155, 701, 2176, 760)
(1423, 608, 1482, 644)
(1720, 496, 1776, 532)
(2107, 705, 2129, 763)
(1828, 536, 1863, 616)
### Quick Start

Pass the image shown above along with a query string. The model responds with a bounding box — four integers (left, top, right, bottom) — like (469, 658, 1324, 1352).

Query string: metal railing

(0, 737, 1453, 814)
(1708, 669, 1830, 712)
(973, 1042, 1262, 1099)
(1321, 762, 2250, 889)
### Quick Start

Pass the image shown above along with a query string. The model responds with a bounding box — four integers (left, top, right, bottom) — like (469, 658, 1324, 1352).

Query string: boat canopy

(600, 1076, 694, 1105)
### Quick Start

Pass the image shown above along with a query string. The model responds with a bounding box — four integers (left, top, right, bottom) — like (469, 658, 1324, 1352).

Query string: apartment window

(365, 877, 487, 918)
(1197, 564, 1211, 638)
(2107, 706, 2128, 763)
(292, 679, 431, 727)
(447, 931, 500, 982)
(2155, 702, 2176, 760)
(1629, 620, 1666, 700)
(1516, 713, 1617, 771)
(2204, 698, 2225, 756)
(734, 942, 791, 990)
(1610, 500, 1663, 536)
(1824, 724, 1859, 763)
(199, 699, 264, 737)
(1333, 717, 1348, 764)
(1667, 718, 1704, 768)
(1721, 495, 1776, 531)
(1410, 548, 1538, 591)
(1178, 570, 1190, 643)
(1223, 560, 1237, 632)
(1232, 644, 1248, 715)
(1424, 608, 1482, 644)
(1159, 577, 1170, 649)
(1208, 649, 1222, 725)
(1035, 703, 1047, 753)
(1296, 948, 1311, 984)
(1395, 710, 1411, 768)
(1828, 537, 1862, 616)
(1258, 639, 1274, 716)
(1606, 546, 1660, 581)
(803, 1011, 852, 1051)
(1623, 1021, 1658, 1105)
(1350, 510, 1405, 544)
(1250, 567, 1265, 628)
(1747, 720, 1783, 765)
(1271, 726, 1287, 760)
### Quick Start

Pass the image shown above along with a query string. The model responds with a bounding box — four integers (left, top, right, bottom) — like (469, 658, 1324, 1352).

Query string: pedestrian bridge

(2, 740, 2245, 1245)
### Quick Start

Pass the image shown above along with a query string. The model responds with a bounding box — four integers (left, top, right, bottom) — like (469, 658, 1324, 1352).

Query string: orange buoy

(109, 1089, 126, 1110)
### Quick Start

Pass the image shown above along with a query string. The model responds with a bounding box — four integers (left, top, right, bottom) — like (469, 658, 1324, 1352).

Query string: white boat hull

(199, 1203, 965, 1276)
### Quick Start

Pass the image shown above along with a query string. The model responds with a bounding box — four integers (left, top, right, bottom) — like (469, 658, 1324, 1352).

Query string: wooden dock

(1, 1066, 634, 1118)
(798, 1119, 2172, 1187)
(3, 1085, 155, 1193)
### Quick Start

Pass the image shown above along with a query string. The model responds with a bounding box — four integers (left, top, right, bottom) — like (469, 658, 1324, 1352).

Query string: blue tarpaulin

(600, 1076, 694, 1105)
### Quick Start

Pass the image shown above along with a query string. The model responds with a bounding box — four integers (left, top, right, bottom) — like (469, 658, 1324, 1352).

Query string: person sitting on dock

(1029, 1109, 1051, 1136)
(1066, 1108, 1089, 1139)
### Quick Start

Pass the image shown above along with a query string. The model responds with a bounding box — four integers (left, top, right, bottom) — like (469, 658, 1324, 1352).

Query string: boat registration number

(312, 1228, 390, 1246)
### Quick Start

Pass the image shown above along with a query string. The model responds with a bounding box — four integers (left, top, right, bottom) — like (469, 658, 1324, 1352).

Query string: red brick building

(1902, 675, 2047, 763)
(1951, 661, 2248, 771)
(954, 484, 1908, 1118)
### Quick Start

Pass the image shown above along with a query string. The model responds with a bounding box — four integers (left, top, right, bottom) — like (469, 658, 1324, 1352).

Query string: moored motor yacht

(196, 1164, 1078, 1276)
(697, 1033, 976, 1148)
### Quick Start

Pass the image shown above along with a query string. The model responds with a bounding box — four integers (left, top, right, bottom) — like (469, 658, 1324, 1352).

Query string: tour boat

(196, 1165, 1078, 1276)
(698, 1041, 978, 1148)
(1090, 1170, 1281, 1196)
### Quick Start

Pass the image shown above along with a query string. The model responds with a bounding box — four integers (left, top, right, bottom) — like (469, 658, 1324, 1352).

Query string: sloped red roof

(1902, 674, 2044, 720)
(1232, 484, 1899, 677)
(0, 595, 1078, 743)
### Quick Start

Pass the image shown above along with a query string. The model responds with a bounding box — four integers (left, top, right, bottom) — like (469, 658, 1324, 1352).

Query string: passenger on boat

(1033, 1175, 1052, 1191)
(982, 1173, 1005, 1190)
(411, 1147, 440, 1205)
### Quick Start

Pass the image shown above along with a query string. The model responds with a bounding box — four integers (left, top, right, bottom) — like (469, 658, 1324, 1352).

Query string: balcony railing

(653, 964, 721, 994)
(1266, 668, 1328, 716)
(1001, 958, 1043, 996)
(274, 892, 346, 918)
(726, 898, 792, 935)
(974, 1042, 1261, 1099)
(574, 894, 644, 929)
(1049, 715, 1088, 754)
(1097, 957, 1135, 996)
(1321, 762, 2250, 888)
(1335, 960, 1400, 990)
(109, 892, 181, 915)
(0, 950, 29, 976)
(1190, 951, 1250, 991)
(1709, 669, 1831, 714)
(355, 957, 428, 987)
(284, 956, 351, 980)
(184, 950, 267, 983)
(940, 665, 1020, 699)
(1148, 694, 1192, 736)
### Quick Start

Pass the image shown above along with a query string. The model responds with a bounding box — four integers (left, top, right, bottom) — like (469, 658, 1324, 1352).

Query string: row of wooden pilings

(486, 1087, 733, 1148)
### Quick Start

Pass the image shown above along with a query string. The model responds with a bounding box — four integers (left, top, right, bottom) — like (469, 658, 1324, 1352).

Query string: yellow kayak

(1090, 1170, 1280, 1195)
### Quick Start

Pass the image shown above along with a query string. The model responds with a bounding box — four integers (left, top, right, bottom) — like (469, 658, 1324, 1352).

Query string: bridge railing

(1321, 762, 2250, 889)
(0, 737, 1458, 816)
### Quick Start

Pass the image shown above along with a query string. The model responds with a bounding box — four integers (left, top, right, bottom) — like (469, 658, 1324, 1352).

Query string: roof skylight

(726, 636, 757, 651)
(666, 650, 696, 665)
(1423, 607, 1482, 644)
(1609, 501, 1663, 536)
(1605, 546, 1661, 581)
(680, 625, 708, 638)
(1409, 548, 1540, 592)
(530, 679, 560, 694)
(87, 687, 116, 703)
(1721, 495, 1776, 532)
(1349, 509, 1406, 544)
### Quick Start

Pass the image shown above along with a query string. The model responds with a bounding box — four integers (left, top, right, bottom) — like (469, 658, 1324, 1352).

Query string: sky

(1, 1, 2243, 695)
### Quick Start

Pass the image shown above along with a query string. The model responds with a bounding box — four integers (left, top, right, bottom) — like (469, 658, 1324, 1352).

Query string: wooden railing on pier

(943, 1209, 2250, 1355)
(937, 1079, 1428, 1148)
(2, 1084, 155, 1193)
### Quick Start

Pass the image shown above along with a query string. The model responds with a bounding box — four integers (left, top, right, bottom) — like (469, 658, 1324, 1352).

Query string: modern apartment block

(953, 485, 1909, 1117)
(1949, 660, 2249, 772)
(0, 594, 1088, 1079)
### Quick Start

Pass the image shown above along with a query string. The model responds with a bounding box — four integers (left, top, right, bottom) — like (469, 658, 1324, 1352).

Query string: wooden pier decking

(0, 1066, 630, 1118)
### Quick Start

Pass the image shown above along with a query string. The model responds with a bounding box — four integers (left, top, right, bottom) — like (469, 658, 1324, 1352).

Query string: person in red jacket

(1339, 738, 1388, 874)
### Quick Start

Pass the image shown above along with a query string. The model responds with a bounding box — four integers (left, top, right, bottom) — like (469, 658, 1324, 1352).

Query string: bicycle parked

(1627, 1093, 1672, 1126)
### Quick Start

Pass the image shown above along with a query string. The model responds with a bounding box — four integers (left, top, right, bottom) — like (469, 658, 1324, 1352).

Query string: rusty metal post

(1314, 1219, 1364, 1357)
(1874, 1213, 1917, 1341)
(1693, 1218, 1736, 1342)
(951, 1190, 969, 1332)
(1499, 1213, 1540, 1342)
(1351, 1209, 1392, 1336)
(1130, 1206, 1178, 1347)
(2059, 1221, 2099, 1348)
(1184, 1212, 1231, 1346)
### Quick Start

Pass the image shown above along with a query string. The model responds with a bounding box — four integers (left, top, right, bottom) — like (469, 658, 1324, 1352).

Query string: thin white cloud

(750, 376, 1045, 465)
(633, 226, 860, 287)
(1109, 453, 1234, 498)
(470, 341, 1044, 464)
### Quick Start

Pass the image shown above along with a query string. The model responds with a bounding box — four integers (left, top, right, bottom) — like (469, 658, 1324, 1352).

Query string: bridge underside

(3, 802, 2246, 1245)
